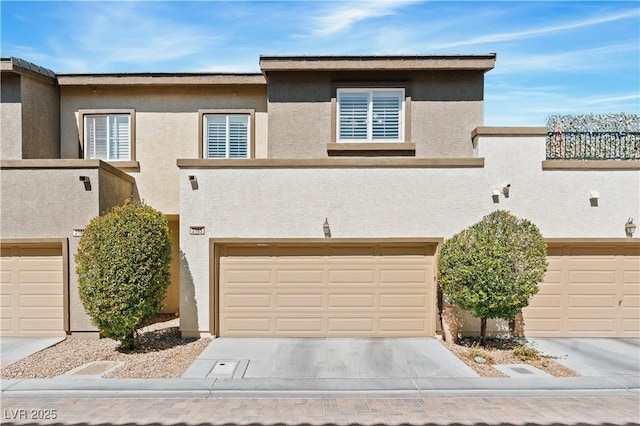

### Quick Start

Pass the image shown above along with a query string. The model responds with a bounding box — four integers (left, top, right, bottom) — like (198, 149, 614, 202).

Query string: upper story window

(337, 88, 404, 142)
(203, 114, 250, 159)
(84, 113, 131, 161)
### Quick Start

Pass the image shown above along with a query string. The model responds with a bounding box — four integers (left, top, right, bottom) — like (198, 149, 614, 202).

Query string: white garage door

(523, 243, 640, 337)
(217, 243, 436, 337)
(0, 243, 65, 337)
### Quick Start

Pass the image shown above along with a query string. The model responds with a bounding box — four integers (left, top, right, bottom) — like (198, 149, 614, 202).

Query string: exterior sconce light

(79, 176, 91, 191)
(589, 191, 600, 207)
(190, 226, 205, 235)
(491, 189, 500, 203)
(323, 218, 331, 238)
(625, 218, 636, 237)
(188, 175, 198, 190)
(502, 184, 511, 198)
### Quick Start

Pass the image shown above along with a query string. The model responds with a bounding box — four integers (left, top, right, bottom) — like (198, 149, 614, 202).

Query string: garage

(215, 242, 437, 337)
(0, 243, 66, 337)
(522, 242, 640, 337)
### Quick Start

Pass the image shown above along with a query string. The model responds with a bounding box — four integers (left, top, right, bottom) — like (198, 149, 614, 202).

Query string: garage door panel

(218, 243, 435, 337)
(276, 269, 324, 284)
(379, 317, 428, 332)
(328, 294, 375, 308)
(0, 244, 65, 337)
(624, 270, 639, 284)
(328, 269, 376, 285)
(523, 243, 639, 338)
(379, 293, 426, 308)
(276, 293, 324, 308)
(224, 293, 271, 308)
(380, 269, 429, 284)
(569, 295, 616, 307)
(568, 270, 616, 284)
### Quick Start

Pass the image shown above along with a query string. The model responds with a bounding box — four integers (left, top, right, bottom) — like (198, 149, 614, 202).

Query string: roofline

(0, 57, 57, 85)
(259, 54, 497, 61)
(57, 73, 266, 86)
(259, 54, 497, 73)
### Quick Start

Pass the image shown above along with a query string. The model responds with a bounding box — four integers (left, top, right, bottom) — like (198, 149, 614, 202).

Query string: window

(203, 114, 250, 159)
(84, 114, 131, 161)
(337, 89, 404, 142)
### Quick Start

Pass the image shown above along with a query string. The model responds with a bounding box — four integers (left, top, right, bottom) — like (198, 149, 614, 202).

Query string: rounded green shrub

(76, 199, 172, 349)
(438, 210, 547, 345)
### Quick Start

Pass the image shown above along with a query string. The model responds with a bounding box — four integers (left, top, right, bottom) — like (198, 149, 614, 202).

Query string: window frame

(79, 109, 136, 164)
(336, 88, 406, 143)
(198, 110, 255, 159)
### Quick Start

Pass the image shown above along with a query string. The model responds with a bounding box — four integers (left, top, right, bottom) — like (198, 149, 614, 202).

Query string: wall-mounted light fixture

(73, 229, 84, 237)
(323, 218, 331, 238)
(502, 184, 511, 198)
(188, 175, 198, 190)
(79, 176, 91, 191)
(625, 218, 636, 237)
(491, 189, 500, 203)
(190, 226, 205, 235)
(589, 191, 600, 207)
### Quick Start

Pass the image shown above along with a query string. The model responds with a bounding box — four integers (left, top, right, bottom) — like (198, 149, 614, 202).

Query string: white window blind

(85, 114, 131, 160)
(204, 114, 249, 159)
(337, 89, 404, 142)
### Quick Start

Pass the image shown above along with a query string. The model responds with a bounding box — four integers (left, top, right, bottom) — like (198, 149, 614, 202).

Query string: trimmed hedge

(76, 200, 172, 349)
(438, 210, 548, 345)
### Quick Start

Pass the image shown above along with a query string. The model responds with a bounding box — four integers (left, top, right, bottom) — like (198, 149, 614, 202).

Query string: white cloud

(430, 9, 640, 49)
(308, 0, 422, 36)
(49, 2, 222, 72)
(492, 42, 639, 75)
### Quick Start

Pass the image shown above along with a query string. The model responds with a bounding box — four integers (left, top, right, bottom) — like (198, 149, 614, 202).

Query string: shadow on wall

(179, 249, 198, 335)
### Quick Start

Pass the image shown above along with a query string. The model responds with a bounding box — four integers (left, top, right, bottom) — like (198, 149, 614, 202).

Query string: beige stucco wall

(21, 76, 60, 159)
(1, 73, 23, 160)
(266, 71, 485, 159)
(60, 85, 267, 215)
(0, 161, 135, 332)
(178, 134, 639, 335)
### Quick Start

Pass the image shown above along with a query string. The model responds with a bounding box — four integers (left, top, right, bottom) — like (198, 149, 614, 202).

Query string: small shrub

(467, 343, 494, 364)
(438, 210, 548, 346)
(512, 344, 541, 361)
(76, 200, 172, 349)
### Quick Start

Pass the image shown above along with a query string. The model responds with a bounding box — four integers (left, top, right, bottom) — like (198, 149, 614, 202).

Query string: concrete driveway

(190, 337, 478, 379)
(0, 337, 65, 368)
(529, 338, 640, 376)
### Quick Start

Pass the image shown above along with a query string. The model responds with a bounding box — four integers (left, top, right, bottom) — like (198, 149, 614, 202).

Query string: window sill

(327, 142, 416, 156)
(106, 160, 140, 172)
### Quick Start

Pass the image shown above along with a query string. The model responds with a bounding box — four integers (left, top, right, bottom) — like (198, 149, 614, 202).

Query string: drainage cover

(511, 367, 533, 374)
(208, 360, 238, 378)
(63, 361, 124, 377)
(493, 364, 553, 378)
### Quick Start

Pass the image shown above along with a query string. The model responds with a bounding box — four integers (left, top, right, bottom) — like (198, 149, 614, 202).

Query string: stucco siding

(1, 73, 23, 160)
(178, 135, 640, 334)
(267, 102, 332, 158)
(60, 85, 267, 214)
(265, 70, 485, 159)
(411, 101, 481, 157)
(1, 162, 136, 332)
(21, 76, 60, 159)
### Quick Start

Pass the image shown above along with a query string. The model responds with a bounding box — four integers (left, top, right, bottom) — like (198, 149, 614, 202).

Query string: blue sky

(2, 1, 638, 125)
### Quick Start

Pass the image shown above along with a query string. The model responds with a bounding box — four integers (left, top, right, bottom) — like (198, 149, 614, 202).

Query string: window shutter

(372, 91, 401, 140)
(109, 115, 130, 160)
(339, 92, 369, 140)
(86, 116, 108, 159)
(228, 116, 249, 158)
(206, 116, 227, 158)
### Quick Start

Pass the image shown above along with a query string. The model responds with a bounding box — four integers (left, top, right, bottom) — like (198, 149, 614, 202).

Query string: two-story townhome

(1, 55, 638, 341)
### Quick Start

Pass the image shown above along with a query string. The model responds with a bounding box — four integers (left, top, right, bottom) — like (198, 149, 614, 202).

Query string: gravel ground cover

(2, 315, 577, 379)
(0, 315, 210, 379)
(440, 337, 579, 377)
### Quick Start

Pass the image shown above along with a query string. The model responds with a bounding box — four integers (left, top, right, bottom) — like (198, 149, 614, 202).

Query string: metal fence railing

(546, 131, 640, 160)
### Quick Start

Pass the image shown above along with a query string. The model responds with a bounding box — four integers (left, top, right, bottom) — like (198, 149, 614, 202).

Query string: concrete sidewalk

(2, 374, 639, 399)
